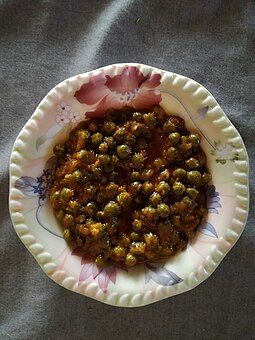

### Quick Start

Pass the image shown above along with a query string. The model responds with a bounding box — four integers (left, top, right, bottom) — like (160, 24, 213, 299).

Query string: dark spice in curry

(50, 106, 211, 267)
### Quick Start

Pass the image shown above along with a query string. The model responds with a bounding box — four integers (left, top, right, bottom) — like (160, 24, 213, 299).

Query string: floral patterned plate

(9, 63, 249, 307)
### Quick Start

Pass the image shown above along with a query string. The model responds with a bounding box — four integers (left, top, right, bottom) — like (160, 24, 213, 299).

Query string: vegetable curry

(50, 106, 211, 267)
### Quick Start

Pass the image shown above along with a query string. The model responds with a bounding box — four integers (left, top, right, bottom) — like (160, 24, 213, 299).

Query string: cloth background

(1, 0, 254, 339)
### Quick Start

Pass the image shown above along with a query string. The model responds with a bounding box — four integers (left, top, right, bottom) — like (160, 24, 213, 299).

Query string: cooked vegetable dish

(50, 106, 211, 267)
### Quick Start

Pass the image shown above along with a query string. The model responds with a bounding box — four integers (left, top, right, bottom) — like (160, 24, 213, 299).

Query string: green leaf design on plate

(216, 159, 226, 165)
(35, 122, 73, 151)
(211, 141, 239, 165)
(36, 135, 47, 151)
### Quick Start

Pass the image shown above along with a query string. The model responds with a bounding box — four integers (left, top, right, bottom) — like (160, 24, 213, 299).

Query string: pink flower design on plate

(69, 111, 82, 123)
(57, 101, 72, 115)
(74, 66, 162, 117)
(71, 248, 127, 293)
(56, 112, 70, 126)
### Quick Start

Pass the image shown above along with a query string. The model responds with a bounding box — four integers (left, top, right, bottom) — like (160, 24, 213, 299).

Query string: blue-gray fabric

(1, 1, 254, 339)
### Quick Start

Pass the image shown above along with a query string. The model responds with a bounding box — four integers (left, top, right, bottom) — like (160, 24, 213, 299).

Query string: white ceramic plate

(9, 63, 249, 307)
